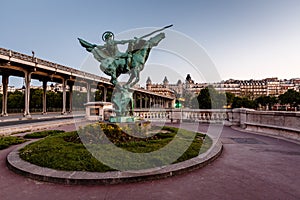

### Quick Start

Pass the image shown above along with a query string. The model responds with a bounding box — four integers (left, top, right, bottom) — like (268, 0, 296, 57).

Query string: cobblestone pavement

(1, 122, 299, 200)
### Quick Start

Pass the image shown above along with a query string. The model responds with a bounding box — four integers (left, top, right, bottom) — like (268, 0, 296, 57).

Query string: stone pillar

(132, 93, 135, 108)
(145, 96, 149, 108)
(42, 80, 47, 114)
(61, 78, 67, 115)
(139, 94, 143, 109)
(1, 74, 9, 116)
(86, 82, 91, 103)
(103, 86, 107, 102)
(23, 72, 31, 117)
(68, 82, 73, 113)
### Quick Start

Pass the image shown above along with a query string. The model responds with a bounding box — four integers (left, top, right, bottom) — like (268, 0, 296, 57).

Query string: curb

(6, 140, 223, 185)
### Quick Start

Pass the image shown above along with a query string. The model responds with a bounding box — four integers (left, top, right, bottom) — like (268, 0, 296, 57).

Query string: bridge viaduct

(0, 47, 174, 117)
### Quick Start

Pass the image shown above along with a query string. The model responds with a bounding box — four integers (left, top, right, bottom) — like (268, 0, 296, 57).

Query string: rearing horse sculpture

(78, 25, 172, 117)
(78, 25, 171, 88)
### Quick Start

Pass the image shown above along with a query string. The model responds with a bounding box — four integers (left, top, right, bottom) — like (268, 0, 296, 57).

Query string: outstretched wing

(78, 38, 97, 52)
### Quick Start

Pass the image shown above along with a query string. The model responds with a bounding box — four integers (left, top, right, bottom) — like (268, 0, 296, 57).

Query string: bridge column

(86, 82, 91, 103)
(68, 82, 73, 113)
(42, 80, 47, 115)
(23, 72, 31, 117)
(145, 96, 149, 108)
(61, 79, 67, 115)
(164, 100, 167, 108)
(139, 94, 143, 109)
(1, 74, 9, 116)
(150, 97, 153, 108)
(103, 86, 107, 102)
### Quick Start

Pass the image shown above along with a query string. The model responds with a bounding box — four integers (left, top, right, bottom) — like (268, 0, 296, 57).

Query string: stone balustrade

(230, 108, 300, 141)
(134, 108, 300, 141)
(133, 108, 229, 123)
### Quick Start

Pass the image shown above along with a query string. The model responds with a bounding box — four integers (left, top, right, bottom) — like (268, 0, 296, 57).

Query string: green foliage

(7, 90, 24, 110)
(46, 90, 63, 109)
(24, 130, 65, 139)
(226, 92, 235, 107)
(255, 95, 278, 110)
(181, 90, 195, 108)
(72, 91, 87, 108)
(232, 96, 257, 109)
(20, 131, 113, 172)
(279, 89, 300, 108)
(0, 136, 26, 150)
(197, 87, 211, 109)
(94, 90, 103, 101)
(197, 86, 226, 109)
(30, 89, 43, 109)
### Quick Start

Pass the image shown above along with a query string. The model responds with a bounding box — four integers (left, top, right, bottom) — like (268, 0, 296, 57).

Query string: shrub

(0, 136, 26, 150)
(24, 130, 65, 139)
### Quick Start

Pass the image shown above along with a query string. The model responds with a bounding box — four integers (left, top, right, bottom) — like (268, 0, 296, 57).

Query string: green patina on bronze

(78, 25, 172, 117)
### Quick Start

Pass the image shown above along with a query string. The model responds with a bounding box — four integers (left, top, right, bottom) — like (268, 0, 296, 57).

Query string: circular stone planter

(6, 140, 222, 185)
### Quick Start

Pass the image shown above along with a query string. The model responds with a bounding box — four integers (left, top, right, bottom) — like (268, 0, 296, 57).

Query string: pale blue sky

(1, 0, 300, 86)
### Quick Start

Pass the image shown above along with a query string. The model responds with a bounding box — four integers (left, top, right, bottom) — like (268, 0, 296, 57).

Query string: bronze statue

(78, 25, 172, 117)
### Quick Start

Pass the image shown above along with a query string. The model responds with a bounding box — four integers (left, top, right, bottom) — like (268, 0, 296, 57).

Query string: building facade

(145, 74, 300, 99)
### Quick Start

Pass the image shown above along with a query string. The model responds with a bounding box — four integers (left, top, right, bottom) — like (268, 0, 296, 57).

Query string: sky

(1, 0, 300, 87)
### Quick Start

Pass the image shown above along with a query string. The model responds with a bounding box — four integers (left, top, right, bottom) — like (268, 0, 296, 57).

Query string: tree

(232, 96, 256, 109)
(190, 96, 199, 109)
(225, 92, 235, 108)
(7, 91, 25, 111)
(255, 95, 278, 110)
(47, 91, 63, 111)
(279, 89, 300, 109)
(72, 91, 87, 109)
(197, 87, 211, 109)
(197, 86, 226, 109)
(181, 90, 195, 108)
(30, 89, 43, 109)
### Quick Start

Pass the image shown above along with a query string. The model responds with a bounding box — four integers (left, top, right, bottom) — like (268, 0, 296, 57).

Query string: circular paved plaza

(1, 123, 299, 200)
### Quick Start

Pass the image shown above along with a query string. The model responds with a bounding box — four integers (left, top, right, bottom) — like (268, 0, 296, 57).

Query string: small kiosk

(84, 102, 114, 121)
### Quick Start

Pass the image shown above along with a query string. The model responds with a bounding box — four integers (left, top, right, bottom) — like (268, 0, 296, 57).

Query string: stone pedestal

(84, 102, 113, 121)
(109, 116, 135, 123)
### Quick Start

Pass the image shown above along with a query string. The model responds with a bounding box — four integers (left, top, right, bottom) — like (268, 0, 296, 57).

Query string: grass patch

(0, 136, 26, 150)
(24, 130, 65, 139)
(20, 131, 113, 172)
(19, 123, 212, 172)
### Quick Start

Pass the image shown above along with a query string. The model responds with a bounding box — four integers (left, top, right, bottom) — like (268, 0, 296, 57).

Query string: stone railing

(134, 108, 300, 141)
(230, 108, 300, 141)
(133, 108, 229, 123)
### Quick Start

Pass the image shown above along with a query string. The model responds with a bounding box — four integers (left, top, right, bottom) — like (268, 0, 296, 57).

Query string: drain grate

(231, 138, 266, 144)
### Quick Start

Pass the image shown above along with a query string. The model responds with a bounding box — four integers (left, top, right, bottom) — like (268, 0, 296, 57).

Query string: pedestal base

(109, 116, 135, 123)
